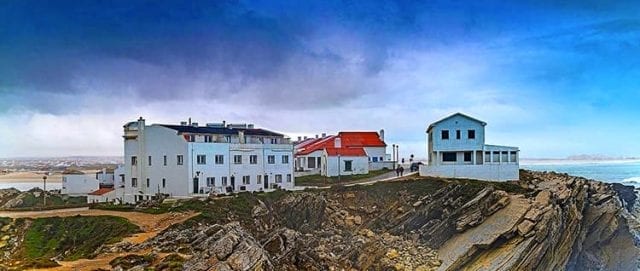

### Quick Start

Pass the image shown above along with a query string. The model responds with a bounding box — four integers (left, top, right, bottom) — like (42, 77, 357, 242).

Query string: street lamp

(392, 144, 396, 169)
(42, 173, 48, 207)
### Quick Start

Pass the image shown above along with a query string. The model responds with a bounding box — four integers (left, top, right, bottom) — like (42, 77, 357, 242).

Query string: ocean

(521, 160, 640, 188)
(0, 182, 62, 191)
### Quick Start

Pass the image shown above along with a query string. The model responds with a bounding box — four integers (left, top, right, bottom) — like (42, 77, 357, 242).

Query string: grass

(1, 193, 88, 211)
(20, 215, 140, 266)
(295, 169, 394, 186)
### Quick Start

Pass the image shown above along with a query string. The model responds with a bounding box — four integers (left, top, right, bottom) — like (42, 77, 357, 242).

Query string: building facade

(61, 169, 99, 195)
(420, 113, 519, 181)
(295, 131, 391, 177)
(122, 118, 294, 203)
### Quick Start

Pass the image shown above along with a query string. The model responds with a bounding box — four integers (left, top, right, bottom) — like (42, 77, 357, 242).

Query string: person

(395, 166, 400, 177)
(399, 165, 404, 176)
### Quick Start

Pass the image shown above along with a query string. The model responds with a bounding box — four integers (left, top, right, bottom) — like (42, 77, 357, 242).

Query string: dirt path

(6, 208, 199, 271)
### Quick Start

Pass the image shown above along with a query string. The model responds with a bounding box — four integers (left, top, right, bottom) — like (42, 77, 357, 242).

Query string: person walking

(395, 167, 400, 177)
(399, 165, 404, 176)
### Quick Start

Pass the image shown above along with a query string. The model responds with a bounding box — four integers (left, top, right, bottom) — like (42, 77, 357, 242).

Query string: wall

(324, 156, 369, 177)
(419, 164, 519, 181)
(369, 161, 395, 170)
(87, 190, 117, 204)
(429, 115, 485, 154)
(364, 147, 387, 162)
(62, 174, 99, 195)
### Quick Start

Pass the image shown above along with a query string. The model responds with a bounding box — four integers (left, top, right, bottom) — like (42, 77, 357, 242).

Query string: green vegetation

(295, 169, 394, 186)
(20, 216, 140, 266)
(1, 192, 87, 211)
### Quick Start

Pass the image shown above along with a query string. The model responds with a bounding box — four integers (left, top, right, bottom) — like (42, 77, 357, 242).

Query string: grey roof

(427, 113, 487, 133)
(158, 124, 284, 137)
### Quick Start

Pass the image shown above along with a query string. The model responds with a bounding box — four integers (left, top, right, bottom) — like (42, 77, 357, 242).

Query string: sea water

(522, 160, 640, 188)
(0, 182, 62, 191)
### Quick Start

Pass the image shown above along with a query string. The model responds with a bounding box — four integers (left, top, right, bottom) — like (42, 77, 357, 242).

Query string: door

(263, 175, 269, 189)
(193, 178, 199, 194)
(230, 176, 235, 191)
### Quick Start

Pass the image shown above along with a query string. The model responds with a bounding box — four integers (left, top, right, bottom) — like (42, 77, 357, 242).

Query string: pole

(392, 144, 396, 169)
(43, 174, 47, 207)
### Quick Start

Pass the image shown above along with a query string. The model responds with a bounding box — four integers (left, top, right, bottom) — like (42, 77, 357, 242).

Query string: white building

(122, 117, 294, 203)
(420, 113, 519, 181)
(61, 169, 99, 195)
(295, 131, 392, 177)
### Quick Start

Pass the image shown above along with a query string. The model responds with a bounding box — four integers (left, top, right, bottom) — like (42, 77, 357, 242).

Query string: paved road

(292, 171, 418, 190)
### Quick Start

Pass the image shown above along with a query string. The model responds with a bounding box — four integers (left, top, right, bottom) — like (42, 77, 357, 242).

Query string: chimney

(192, 122, 198, 127)
(222, 120, 226, 127)
(238, 130, 245, 144)
(304, 136, 308, 140)
(180, 121, 187, 126)
(321, 133, 326, 137)
(188, 117, 191, 125)
(334, 137, 341, 148)
(379, 129, 385, 142)
(297, 136, 302, 141)
(315, 134, 319, 139)
(137, 117, 145, 130)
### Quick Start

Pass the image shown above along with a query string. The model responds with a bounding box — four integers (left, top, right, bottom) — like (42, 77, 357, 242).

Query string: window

(131, 156, 137, 166)
(372, 157, 378, 162)
(442, 152, 457, 162)
(221, 177, 228, 186)
(464, 152, 472, 162)
(187, 135, 195, 142)
(268, 155, 275, 164)
(131, 178, 138, 187)
(344, 160, 353, 172)
(147, 156, 152, 166)
(275, 174, 283, 183)
(257, 175, 262, 184)
(286, 174, 292, 183)
(242, 176, 250, 185)
(215, 155, 224, 164)
(204, 135, 212, 142)
(493, 151, 500, 162)
(379, 156, 383, 161)
(177, 155, 184, 165)
(441, 130, 450, 140)
(162, 178, 166, 188)
(146, 178, 150, 188)
(281, 155, 289, 164)
(468, 130, 476, 139)
(234, 155, 242, 164)
(502, 151, 509, 163)
(197, 155, 206, 165)
(250, 155, 258, 164)
(163, 155, 167, 166)
(307, 157, 316, 168)
(510, 151, 518, 163)
(456, 130, 461, 139)
(485, 152, 491, 163)
(206, 177, 215, 187)
(271, 138, 278, 144)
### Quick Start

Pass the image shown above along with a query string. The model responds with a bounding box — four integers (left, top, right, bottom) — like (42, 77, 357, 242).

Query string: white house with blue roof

(420, 113, 519, 181)
(120, 117, 294, 203)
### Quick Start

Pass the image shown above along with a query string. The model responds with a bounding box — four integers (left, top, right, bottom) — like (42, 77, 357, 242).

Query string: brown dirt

(6, 208, 198, 271)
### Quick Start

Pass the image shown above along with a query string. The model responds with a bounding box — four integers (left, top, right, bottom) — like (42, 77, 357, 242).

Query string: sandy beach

(0, 172, 63, 183)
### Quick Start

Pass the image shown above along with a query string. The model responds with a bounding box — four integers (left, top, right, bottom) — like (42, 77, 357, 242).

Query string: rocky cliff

(101, 170, 639, 271)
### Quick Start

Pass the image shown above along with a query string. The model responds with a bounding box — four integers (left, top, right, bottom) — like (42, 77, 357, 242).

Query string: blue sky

(1, 0, 640, 158)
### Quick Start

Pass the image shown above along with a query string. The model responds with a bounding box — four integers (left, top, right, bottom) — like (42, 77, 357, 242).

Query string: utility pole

(42, 173, 48, 207)
(337, 154, 341, 182)
(392, 144, 396, 169)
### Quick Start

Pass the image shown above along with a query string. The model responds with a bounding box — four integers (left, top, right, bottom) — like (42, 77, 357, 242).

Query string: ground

(295, 168, 396, 186)
(0, 208, 197, 270)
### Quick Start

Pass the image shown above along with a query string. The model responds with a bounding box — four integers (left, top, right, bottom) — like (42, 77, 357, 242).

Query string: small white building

(295, 131, 391, 177)
(121, 118, 295, 203)
(420, 113, 519, 181)
(61, 169, 99, 195)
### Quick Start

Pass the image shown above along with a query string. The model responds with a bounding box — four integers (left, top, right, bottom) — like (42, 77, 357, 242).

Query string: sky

(1, 0, 640, 159)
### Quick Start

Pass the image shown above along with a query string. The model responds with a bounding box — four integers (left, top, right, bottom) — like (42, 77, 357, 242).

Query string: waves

(621, 177, 640, 188)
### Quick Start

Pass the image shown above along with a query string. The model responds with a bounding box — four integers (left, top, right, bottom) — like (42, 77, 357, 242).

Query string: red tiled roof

(296, 131, 385, 156)
(338, 132, 386, 147)
(88, 188, 114, 196)
(294, 137, 325, 149)
(325, 147, 367, 157)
